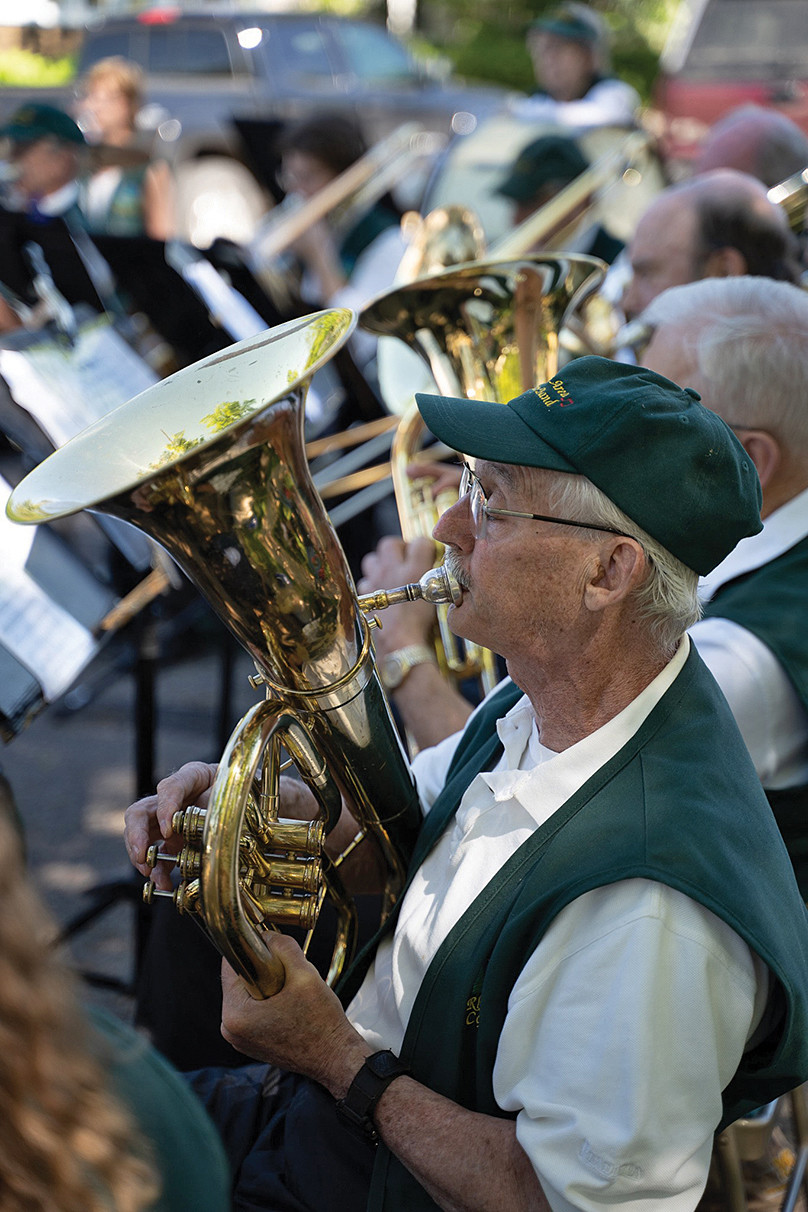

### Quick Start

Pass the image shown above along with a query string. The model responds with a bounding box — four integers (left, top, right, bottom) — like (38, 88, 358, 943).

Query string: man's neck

(508, 633, 673, 752)
(762, 469, 808, 518)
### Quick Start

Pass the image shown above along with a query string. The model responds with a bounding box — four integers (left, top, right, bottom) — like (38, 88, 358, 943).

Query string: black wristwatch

(335, 1049, 411, 1145)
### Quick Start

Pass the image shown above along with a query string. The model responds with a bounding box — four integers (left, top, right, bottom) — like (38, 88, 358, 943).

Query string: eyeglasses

(458, 463, 634, 542)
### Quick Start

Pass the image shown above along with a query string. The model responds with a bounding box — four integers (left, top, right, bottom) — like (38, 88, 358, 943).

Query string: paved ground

(2, 613, 257, 1022)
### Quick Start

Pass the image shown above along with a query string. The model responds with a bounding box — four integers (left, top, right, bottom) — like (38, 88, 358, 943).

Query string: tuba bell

(361, 253, 607, 699)
(6, 309, 457, 998)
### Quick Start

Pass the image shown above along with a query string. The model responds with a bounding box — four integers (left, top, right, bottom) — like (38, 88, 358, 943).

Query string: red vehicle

(651, 0, 808, 168)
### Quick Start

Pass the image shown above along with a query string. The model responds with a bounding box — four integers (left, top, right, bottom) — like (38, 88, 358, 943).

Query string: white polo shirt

(693, 485, 808, 789)
(347, 639, 769, 1210)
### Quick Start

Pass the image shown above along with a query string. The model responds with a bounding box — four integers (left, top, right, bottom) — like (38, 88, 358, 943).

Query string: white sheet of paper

(0, 314, 158, 448)
(0, 475, 97, 701)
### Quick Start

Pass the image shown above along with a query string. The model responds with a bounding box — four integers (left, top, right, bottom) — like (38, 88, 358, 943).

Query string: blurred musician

(0, 102, 127, 328)
(511, 1, 640, 129)
(692, 103, 808, 189)
(0, 101, 86, 225)
(272, 112, 408, 389)
(620, 168, 802, 322)
(126, 357, 808, 1212)
(0, 102, 243, 368)
(76, 55, 175, 241)
(494, 131, 624, 263)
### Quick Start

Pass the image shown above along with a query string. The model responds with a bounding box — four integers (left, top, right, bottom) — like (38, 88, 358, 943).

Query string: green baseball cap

(415, 356, 763, 575)
(0, 102, 84, 146)
(531, 4, 601, 44)
(496, 134, 589, 202)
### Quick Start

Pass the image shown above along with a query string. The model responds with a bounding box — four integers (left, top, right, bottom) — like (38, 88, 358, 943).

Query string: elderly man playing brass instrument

(125, 356, 808, 1212)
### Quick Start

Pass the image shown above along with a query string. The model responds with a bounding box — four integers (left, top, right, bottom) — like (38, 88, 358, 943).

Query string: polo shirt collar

(481, 637, 690, 828)
(699, 484, 808, 604)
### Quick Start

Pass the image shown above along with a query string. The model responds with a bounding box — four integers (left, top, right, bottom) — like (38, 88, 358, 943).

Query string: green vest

(701, 535, 808, 894)
(338, 203, 399, 277)
(89, 1007, 231, 1210)
(338, 648, 808, 1212)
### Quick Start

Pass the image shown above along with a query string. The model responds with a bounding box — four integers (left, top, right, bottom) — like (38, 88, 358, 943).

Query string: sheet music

(0, 313, 157, 448)
(0, 476, 100, 702)
(175, 254, 267, 342)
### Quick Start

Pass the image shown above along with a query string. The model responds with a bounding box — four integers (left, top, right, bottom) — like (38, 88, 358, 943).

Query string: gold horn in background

(362, 253, 607, 700)
(363, 253, 606, 400)
(6, 309, 458, 998)
(768, 164, 808, 233)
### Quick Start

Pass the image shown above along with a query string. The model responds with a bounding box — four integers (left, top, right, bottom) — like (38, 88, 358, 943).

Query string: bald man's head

(622, 169, 800, 319)
(693, 105, 808, 188)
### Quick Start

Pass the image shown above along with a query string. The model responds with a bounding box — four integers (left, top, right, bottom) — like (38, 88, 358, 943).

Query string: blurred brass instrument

(247, 122, 439, 292)
(488, 128, 653, 259)
(6, 309, 460, 999)
(362, 253, 607, 698)
(768, 165, 808, 233)
(306, 129, 656, 507)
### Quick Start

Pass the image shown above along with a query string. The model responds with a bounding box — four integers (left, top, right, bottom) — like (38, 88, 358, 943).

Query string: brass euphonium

(361, 253, 607, 697)
(6, 310, 459, 998)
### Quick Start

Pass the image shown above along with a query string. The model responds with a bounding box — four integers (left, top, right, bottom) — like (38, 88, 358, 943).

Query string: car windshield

(78, 25, 237, 76)
(332, 22, 417, 85)
(679, 0, 808, 79)
(148, 27, 234, 75)
(78, 29, 139, 69)
(257, 20, 335, 87)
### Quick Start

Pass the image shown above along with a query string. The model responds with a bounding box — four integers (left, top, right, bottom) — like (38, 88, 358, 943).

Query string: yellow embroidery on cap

(532, 378, 574, 408)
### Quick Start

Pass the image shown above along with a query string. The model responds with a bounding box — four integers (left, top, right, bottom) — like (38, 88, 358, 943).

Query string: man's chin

(446, 597, 483, 644)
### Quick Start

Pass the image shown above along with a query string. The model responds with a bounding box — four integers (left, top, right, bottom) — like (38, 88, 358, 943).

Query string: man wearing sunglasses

(126, 355, 808, 1212)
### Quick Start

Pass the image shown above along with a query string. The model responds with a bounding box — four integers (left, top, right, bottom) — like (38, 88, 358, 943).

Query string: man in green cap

(495, 131, 624, 262)
(126, 356, 808, 1211)
(0, 101, 86, 223)
(511, 2, 639, 128)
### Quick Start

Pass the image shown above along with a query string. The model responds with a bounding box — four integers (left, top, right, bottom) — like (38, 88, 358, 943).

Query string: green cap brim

(416, 392, 578, 473)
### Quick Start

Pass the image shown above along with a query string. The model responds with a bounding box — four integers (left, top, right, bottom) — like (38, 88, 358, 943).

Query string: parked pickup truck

(0, 8, 514, 244)
(650, 0, 808, 168)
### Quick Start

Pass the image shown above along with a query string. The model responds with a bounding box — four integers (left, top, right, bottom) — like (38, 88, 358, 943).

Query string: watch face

(381, 654, 403, 688)
(367, 1049, 408, 1079)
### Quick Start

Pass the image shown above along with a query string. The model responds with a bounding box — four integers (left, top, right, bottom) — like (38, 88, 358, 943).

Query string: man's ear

(702, 246, 747, 278)
(583, 539, 646, 614)
(734, 428, 780, 491)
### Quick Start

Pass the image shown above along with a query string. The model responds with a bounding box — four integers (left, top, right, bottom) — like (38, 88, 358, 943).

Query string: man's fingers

(155, 760, 217, 836)
(124, 796, 159, 867)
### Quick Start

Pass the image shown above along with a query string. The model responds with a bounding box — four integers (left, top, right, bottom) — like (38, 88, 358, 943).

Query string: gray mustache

(443, 550, 470, 591)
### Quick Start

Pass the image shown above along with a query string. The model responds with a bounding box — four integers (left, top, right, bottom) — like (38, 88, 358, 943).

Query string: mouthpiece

(358, 564, 462, 613)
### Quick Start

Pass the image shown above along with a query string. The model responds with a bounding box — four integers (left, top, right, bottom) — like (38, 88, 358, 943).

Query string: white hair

(641, 276, 808, 456)
(547, 471, 701, 653)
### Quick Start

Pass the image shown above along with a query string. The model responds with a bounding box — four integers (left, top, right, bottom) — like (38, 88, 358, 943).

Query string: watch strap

(335, 1049, 411, 1144)
(379, 643, 436, 690)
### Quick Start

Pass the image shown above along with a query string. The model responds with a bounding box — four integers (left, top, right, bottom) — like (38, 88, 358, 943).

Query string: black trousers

(188, 1064, 375, 1212)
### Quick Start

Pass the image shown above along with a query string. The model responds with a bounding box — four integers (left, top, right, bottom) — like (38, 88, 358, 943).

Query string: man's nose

(434, 493, 473, 548)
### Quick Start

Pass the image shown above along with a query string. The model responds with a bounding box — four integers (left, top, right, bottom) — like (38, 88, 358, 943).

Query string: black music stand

(93, 233, 235, 366)
(0, 311, 234, 997)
